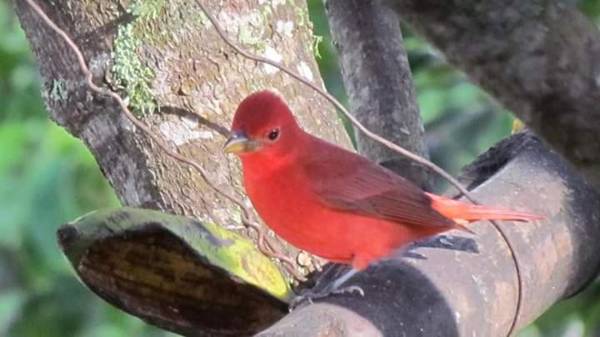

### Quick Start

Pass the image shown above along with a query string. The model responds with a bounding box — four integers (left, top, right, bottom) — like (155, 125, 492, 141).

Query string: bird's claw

(333, 285, 365, 296)
(290, 285, 365, 310)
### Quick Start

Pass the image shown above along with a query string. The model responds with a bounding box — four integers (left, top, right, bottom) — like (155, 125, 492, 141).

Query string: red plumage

(226, 90, 542, 270)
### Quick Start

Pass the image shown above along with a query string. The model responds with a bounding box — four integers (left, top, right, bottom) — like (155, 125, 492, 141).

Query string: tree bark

(326, 0, 431, 189)
(14, 0, 350, 275)
(257, 132, 600, 337)
(386, 0, 600, 191)
(57, 208, 291, 337)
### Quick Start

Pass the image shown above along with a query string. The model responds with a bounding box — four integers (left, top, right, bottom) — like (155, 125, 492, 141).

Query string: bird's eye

(267, 128, 280, 141)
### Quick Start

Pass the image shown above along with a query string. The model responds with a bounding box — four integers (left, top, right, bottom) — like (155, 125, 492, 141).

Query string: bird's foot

(290, 285, 365, 310)
(334, 285, 365, 296)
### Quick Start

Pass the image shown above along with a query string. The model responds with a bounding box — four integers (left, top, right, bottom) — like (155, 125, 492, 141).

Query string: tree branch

(386, 0, 600, 191)
(258, 132, 600, 336)
(57, 208, 290, 337)
(326, 0, 430, 189)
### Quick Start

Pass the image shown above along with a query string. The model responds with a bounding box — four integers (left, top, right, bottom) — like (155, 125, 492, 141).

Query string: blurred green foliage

(0, 1, 171, 336)
(0, 0, 599, 336)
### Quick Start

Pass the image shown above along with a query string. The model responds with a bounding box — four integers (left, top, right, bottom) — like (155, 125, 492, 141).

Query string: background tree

(1, 0, 600, 336)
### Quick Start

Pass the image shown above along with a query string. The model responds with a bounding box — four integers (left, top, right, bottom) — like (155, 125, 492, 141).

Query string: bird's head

(224, 90, 302, 158)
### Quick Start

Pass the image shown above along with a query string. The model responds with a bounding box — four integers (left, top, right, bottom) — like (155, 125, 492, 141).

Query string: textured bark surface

(57, 208, 291, 337)
(258, 133, 600, 337)
(15, 0, 350, 275)
(386, 0, 600, 191)
(326, 0, 430, 189)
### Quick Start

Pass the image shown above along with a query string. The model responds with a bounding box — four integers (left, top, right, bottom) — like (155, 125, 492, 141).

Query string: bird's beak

(223, 131, 259, 154)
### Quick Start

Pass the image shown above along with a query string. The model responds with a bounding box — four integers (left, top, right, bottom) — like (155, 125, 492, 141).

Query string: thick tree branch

(386, 0, 600, 191)
(258, 133, 600, 336)
(326, 0, 430, 189)
(57, 208, 290, 337)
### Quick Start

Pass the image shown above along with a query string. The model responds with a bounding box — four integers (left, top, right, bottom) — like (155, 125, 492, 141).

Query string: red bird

(225, 90, 540, 288)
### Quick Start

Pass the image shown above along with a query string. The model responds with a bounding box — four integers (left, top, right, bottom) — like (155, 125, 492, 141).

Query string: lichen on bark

(111, 22, 156, 114)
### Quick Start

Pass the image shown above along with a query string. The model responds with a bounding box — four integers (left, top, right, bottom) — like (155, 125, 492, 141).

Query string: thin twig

(193, 1, 523, 334)
(193, 0, 470, 198)
(23, 0, 305, 281)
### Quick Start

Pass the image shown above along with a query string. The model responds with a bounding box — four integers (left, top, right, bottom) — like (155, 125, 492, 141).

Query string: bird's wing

(303, 143, 454, 228)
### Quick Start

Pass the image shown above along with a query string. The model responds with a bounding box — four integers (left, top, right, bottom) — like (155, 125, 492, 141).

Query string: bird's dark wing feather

(303, 142, 454, 228)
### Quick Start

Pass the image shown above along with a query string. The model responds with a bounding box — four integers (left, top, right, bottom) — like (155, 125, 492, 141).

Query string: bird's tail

(426, 193, 543, 223)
